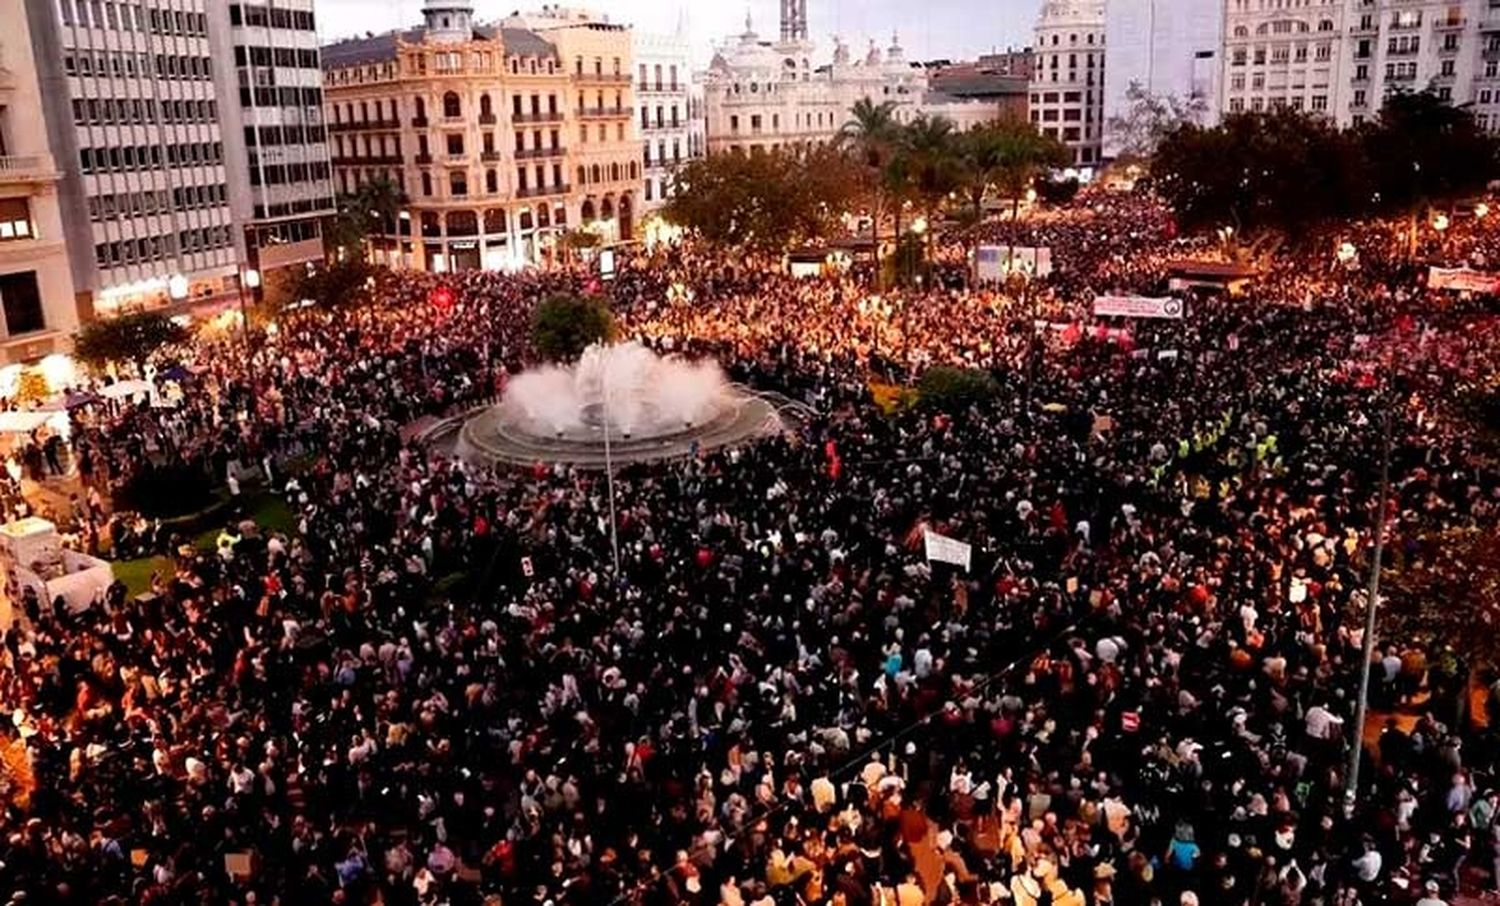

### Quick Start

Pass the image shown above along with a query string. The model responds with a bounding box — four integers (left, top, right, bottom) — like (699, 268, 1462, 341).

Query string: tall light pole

(600, 368, 621, 576)
(237, 268, 261, 422)
(1344, 407, 1393, 814)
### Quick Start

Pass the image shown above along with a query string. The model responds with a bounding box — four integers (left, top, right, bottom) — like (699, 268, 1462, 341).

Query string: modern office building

(0, 3, 79, 364)
(26, 0, 241, 316)
(322, 1, 640, 272)
(207, 0, 336, 298)
(1102, 0, 1222, 158)
(1030, 0, 1108, 167)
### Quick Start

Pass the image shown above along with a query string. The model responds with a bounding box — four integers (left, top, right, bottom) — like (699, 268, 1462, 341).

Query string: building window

(486, 169, 498, 193)
(447, 134, 464, 155)
(450, 171, 467, 196)
(0, 199, 33, 241)
(443, 92, 461, 118)
(0, 272, 44, 335)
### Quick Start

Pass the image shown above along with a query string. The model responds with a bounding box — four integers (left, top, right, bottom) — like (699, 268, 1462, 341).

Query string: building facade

(1220, 0, 1350, 121)
(0, 3, 79, 364)
(702, 2, 1001, 157)
(26, 0, 241, 316)
(633, 26, 699, 213)
(1030, 0, 1107, 167)
(1103, 0, 1223, 158)
(1338, 0, 1484, 127)
(322, 1, 640, 272)
(507, 6, 639, 244)
(208, 0, 336, 294)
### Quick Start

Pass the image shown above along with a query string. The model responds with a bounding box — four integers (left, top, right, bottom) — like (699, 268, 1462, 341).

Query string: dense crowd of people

(0, 188, 1497, 906)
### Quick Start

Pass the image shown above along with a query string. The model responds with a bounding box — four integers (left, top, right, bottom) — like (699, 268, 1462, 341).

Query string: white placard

(923, 530, 973, 571)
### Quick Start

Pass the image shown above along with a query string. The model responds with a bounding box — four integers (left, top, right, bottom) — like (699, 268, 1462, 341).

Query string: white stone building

(1102, 0, 1223, 158)
(701, 0, 999, 157)
(26, 0, 241, 316)
(633, 25, 700, 212)
(0, 3, 79, 364)
(1220, 0, 1350, 120)
(1030, 0, 1108, 167)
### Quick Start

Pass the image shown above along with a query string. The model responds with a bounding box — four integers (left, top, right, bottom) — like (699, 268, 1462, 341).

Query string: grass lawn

(109, 491, 298, 596)
(112, 555, 174, 597)
(189, 492, 298, 552)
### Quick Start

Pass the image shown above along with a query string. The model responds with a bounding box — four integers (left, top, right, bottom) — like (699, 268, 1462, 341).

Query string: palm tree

(840, 98, 902, 286)
(330, 176, 408, 261)
(956, 119, 1068, 277)
(891, 115, 961, 284)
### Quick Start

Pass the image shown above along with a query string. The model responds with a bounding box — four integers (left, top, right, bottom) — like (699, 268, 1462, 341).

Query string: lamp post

(167, 273, 189, 304)
(237, 268, 261, 422)
(1433, 212, 1451, 264)
(1344, 407, 1393, 816)
(600, 371, 622, 576)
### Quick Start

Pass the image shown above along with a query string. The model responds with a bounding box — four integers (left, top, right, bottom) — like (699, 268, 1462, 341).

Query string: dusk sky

(316, 0, 1037, 64)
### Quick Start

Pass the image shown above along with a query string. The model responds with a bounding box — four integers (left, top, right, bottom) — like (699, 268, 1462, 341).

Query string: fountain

(455, 342, 784, 467)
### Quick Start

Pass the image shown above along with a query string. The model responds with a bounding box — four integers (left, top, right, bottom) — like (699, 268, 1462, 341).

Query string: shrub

(116, 462, 216, 519)
(917, 366, 999, 411)
(532, 294, 615, 362)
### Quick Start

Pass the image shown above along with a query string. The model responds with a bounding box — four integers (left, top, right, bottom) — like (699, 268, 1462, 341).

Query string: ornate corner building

(321, 1, 642, 273)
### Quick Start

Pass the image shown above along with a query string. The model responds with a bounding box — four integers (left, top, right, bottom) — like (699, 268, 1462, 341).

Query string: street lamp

(1476, 202, 1489, 220)
(236, 267, 261, 423)
(167, 274, 189, 301)
(1432, 212, 1450, 233)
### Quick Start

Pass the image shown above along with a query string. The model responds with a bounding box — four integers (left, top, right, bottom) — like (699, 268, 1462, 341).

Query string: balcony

(412, 116, 429, 127)
(331, 118, 401, 132)
(479, 112, 497, 125)
(481, 150, 501, 162)
(1433, 16, 1466, 31)
(578, 106, 632, 119)
(332, 154, 403, 166)
(516, 183, 570, 199)
(416, 152, 433, 164)
(515, 146, 565, 160)
(0, 155, 57, 183)
(514, 111, 564, 124)
(575, 72, 632, 85)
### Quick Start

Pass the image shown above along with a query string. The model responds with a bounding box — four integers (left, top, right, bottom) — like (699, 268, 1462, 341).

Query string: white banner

(1428, 266, 1500, 294)
(1093, 295, 1185, 319)
(977, 246, 1054, 281)
(923, 530, 973, 571)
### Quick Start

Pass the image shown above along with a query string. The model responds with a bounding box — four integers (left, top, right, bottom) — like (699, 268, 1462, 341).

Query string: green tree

(1362, 89, 1498, 254)
(73, 310, 190, 374)
(289, 258, 376, 312)
(840, 98, 904, 285)
(1106, 81, 1209, 161)
(532, 294, 615, 362)
(663, 148, 856, 252)
(917, 365, 999, 411)
(1152, 108, 1369, 238)
(956, 119, 1068, 225)
(328, 176, 407, 261)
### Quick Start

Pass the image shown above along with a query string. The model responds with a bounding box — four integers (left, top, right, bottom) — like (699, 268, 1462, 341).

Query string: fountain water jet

(455, 342, 783, 468)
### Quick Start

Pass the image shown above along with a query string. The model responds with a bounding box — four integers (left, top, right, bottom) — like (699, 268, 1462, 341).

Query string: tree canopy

(1106, 81, 1209, 161)
(662, 146, 859, 252)
(532, 294, 616, 362)
(73, 310, 190, 372)
(328, 177, 406, 261)
(1152, 90, 1498, 237)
